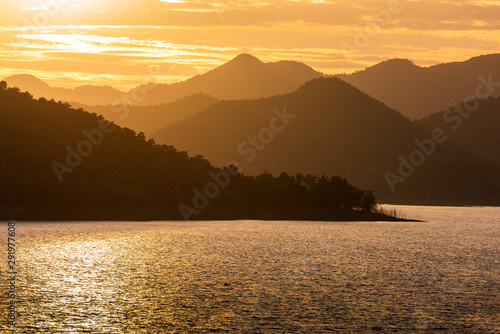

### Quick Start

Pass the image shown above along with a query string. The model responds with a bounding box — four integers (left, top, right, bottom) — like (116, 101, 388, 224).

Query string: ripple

(0, 208, 499, 333)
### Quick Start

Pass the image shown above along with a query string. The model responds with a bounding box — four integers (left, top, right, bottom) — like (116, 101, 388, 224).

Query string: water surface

(1, 206, 499, 333)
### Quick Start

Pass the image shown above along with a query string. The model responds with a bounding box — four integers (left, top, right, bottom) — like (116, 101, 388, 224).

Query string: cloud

(0, 0, 499, 88)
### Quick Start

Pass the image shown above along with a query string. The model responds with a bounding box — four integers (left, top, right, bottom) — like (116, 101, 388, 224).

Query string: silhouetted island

(0, 81, 406, 221)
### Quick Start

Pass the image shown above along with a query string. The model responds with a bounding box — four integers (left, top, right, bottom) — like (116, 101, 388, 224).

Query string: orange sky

(1, 0, 499, 90)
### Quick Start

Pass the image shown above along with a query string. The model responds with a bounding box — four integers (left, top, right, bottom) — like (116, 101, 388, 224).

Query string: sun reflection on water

(0, 216, 498, 333)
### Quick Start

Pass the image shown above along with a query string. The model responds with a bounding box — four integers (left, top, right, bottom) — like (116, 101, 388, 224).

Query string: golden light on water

(1, 217, 498, 332)
(16, 227, 180, 331)
(26, 239, 129, 330)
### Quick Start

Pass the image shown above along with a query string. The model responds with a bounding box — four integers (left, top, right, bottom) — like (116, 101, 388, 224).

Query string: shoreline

(0, 209, 420, 222)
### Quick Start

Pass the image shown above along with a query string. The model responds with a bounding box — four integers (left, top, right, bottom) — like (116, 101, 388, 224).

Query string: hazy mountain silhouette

(4, 74, 50, 93)
(4, 74, 124, 106)
(0, 81, 396, 221)
(418, 96, 500, 167)
(336, 54, 500, 120)
(5, 55, 323, 107)
(130, 54, 324, 105)
(266, 60, 325, 86)
(153, 77, 500, 205)
(71, 93, 218, 135)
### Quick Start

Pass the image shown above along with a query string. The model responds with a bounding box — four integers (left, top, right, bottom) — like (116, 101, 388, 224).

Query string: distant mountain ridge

(130, 54, 324, 105)
(6, 53, 500, 116)
(3, 74, 124, 106)
(336, 54, 500, 120)
(70, 93, 218, 135)
(4, 54, 324, 106)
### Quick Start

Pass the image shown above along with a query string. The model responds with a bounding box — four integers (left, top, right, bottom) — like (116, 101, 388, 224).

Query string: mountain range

(4, 54, 323, 107)
(5, 53, 500, 122)
(71, 93, 218, 135)
(336, 54, 500, 120)
(3, 53, 500, 206)
(129, 54, 324, 105)
(152, 77, 500, 205)
(3, 74, 124, 106)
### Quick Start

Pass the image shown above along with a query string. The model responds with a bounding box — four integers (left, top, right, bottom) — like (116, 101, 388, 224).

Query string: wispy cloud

(0, 1, 498, 88)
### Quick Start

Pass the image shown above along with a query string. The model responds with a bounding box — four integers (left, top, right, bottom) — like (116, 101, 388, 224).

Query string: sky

(0, 0, 499, 90)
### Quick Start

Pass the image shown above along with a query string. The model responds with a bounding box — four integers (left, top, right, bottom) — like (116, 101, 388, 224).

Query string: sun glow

(0, 0, 498, 88)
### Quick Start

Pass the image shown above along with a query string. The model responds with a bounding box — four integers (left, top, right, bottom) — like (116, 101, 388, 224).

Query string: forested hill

(336, 54, 500, 120)
(153, 77, 500, 205)
(0, 81, 394, 221)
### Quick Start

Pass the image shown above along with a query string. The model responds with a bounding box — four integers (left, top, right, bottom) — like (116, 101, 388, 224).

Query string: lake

(1, 205, 499, 333)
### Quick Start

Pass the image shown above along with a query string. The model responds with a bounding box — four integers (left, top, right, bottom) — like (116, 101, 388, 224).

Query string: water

(1, 206, 499, 333)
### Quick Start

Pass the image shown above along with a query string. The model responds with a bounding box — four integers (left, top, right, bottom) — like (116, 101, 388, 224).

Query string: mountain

(70, 93, 218, 135)
(418, 96, 500, 167)
(130, 54, 324, 105)
(4, 74, 51, 93)
(5, 55, 323, 107)
(152, 77, 500, 205)
(336, 54, 500, 120)
(3, 74, 124, 106)
(0, 81, 395, 221)
(266, 60, 325, 86)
